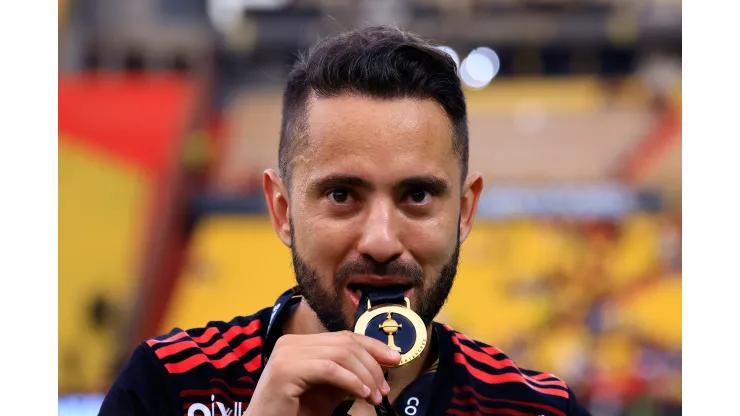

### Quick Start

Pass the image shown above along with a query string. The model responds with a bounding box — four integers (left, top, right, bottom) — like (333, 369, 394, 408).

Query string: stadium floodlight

(207, 0, 292, 33)
(460, 47, 501, 89)
(460, 47, 500, 89)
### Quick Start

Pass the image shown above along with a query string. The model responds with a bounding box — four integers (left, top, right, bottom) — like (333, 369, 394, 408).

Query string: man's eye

(328, 189, 351, 204)
(406, 189, 431, 204)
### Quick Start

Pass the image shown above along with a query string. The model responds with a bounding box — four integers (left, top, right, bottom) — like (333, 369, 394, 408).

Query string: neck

(284, 300, 435, 401)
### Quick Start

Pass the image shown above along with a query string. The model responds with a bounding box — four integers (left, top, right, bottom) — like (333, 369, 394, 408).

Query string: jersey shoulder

(439, 324, 590, 416)
(101, 308, 272, 415)
(142, 309, 271, 411)
(145, 310, 267, 376)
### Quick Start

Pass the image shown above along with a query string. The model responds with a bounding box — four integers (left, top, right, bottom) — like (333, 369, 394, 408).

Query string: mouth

(345, 281, 414, 307)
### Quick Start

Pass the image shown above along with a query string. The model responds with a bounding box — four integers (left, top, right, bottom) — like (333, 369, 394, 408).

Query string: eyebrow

(309, 174, 451, 196)
(398, 176, 451, 196)
(310, 175, 374, 195)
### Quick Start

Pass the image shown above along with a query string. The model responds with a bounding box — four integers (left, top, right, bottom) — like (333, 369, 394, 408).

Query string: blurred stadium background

(58, 0, 681, 415)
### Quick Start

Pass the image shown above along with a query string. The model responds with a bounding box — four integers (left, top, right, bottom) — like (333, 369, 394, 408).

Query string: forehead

(294, 94, 458, 185)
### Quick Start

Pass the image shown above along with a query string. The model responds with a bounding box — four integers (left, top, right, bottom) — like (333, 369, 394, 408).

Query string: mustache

(334, 258, 424, 287)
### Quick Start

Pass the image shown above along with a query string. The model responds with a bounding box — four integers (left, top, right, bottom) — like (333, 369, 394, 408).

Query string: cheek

(403, 217, 458, 271)
(293, 214, 354, 275)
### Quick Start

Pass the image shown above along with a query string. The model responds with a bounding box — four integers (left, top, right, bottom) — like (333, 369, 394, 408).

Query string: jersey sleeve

(98, 343, 179, 416)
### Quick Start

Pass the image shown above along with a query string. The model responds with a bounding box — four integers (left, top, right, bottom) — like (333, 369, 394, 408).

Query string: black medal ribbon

(353, 285, 407, 323)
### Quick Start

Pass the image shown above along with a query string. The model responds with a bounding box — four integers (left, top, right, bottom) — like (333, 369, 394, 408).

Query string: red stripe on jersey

(179, 320, 260, 345)
(529, 372, 560, 381)
(153, 339, 201, 359)
(210, 378, 256, 396)
(162, 337, 263, 374)
(165, 353, 240, 374)
(233, 336, 262, 358)
(190, 327, 221, 344)
(454, 386, 566, 416)
(222, 319, 261, 342)
(448, 409, 481, 416)
(238, 375, 256, 384)
(146, 331, 188, 346)
(454, 353, 569, 399)
(154, 333, 262, 361)
(479, 344, 509, 356)
(451, 336, 567, 389)
(147, 319, 260, 348)
(243, 353, 262, 372)
(180, 387, 235, 403)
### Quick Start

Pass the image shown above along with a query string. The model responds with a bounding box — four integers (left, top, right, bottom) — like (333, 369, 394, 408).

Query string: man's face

(265, 94, 482, 332)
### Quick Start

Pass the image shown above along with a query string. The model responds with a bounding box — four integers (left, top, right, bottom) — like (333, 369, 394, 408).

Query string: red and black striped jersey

(100, 291, 590, 416)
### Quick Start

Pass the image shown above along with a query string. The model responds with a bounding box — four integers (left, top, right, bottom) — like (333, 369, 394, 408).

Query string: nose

(356, 198, 403, 263)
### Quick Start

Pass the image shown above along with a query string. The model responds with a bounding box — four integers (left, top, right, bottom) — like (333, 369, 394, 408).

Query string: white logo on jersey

(404, 397, 420, 415)
(187, 395, 245, 416)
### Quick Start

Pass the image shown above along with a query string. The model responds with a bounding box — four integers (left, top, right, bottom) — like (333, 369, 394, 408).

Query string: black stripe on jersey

(454, 386, 567, 416)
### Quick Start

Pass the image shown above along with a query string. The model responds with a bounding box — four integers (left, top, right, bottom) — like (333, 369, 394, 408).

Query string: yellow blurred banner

(59, 139, 150, 394)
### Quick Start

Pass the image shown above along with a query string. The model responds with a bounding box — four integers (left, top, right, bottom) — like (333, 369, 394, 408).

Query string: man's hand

(245, 331, 402, 416)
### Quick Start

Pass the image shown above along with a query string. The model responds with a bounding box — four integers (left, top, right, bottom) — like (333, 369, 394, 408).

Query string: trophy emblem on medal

(354, 296, 427, 367)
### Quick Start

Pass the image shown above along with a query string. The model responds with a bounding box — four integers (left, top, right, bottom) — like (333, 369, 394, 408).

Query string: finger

(345, 340, 390, 396)
(349, 332, 402, 367)
(298, 359, 372, 401)
(284, 331, 397, 396)
(312, 331, 401, 367)
(293, 344, 383, 404)
(332, 345, 385, 405)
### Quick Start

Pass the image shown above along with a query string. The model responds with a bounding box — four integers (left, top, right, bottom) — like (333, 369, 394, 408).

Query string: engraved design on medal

(379, 312, 403, 352)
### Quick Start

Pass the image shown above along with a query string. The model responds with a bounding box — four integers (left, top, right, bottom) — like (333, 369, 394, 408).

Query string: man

(100, 26, 591, 416)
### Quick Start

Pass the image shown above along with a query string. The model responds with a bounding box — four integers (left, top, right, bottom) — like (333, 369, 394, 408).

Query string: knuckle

(339, 330, 356, 341)
(271, 358, 290, 373)
(263, 361, 286, 382)
(368, 361, 382, 376)
(334, 347, 352, 362)
(320, 360, 339, 376)
(273, 334, 293, 349)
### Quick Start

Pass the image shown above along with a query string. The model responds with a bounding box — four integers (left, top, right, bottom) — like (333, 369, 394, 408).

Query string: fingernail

(362, 384, 371, 397)
(374, 389, 382, 403)
(389, 349, 401, 361)
(381, 380, 390, 394)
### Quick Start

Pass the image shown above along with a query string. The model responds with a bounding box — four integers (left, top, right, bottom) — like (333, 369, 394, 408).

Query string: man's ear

(459, 173, 483, 243)
(263, 169, 292, 247)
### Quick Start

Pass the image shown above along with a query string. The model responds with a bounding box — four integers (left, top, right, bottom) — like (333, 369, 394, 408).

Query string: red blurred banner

(59, 73, 197, 176)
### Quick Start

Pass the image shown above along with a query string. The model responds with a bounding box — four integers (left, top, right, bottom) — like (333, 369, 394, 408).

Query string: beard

(290, 219, 461, 332)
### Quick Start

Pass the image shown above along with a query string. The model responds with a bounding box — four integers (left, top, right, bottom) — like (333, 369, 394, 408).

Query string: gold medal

(353, 297, 427, 367)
